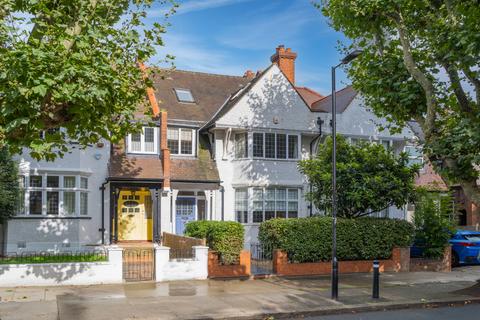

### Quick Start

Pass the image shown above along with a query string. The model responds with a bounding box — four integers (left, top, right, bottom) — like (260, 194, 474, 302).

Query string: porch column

(153, 188, 161, 243)
(113, 187, 119, 243)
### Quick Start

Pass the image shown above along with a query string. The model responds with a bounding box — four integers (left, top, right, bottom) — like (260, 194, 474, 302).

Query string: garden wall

(273, 247, 410, 276)
(0, 246, 123, 287)
(154, 245, 209, 281)
(410, 246, 451, 272)
(208, 250, 251, 278)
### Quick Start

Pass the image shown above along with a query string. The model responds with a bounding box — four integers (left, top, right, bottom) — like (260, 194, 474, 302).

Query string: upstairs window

(174, 88, 195, 103)
(167, 127, 195, 156)
(234, 133, 248, 159)
(252, 132, 299, 160)
(127, 127, 158, 154)
(404, 145, 424, 166)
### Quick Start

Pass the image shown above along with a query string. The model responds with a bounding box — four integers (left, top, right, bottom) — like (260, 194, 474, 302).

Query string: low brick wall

(410, 246, 451, 272)
(273, 247, 410, 276)
(208, 250, 251, 278)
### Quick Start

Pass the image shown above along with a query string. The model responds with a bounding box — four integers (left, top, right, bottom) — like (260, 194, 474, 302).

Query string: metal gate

(250, 243, 273, 276)
(122, 248, 154, 281)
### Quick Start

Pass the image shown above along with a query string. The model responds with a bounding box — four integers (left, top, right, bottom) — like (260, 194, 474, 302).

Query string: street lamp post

(331, 50, 362, 301)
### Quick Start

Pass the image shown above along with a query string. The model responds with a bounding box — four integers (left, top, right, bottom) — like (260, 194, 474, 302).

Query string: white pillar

(160, 190, 172, 236)
(193, 246, 209, 280)
(154, 245, 170, 282)
(106, 245, 123, 283)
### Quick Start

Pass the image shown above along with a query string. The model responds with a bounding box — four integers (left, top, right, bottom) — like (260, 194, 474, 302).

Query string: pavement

(0, 266, 480, 320)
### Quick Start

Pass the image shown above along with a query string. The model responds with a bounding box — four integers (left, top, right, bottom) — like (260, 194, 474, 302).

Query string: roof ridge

(296, 86, 324, 97)
(150, 67, 246, 79)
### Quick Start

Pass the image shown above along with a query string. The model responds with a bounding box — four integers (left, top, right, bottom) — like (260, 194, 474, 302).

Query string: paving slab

(1, 266, 480, 319)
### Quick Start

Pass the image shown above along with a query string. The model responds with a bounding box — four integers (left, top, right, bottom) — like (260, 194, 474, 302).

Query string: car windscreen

(464, 235, 480, 242)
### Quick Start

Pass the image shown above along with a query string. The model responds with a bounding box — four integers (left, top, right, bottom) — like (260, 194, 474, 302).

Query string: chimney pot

(243, 70, 255, 79)
(270, 45, 297, 84)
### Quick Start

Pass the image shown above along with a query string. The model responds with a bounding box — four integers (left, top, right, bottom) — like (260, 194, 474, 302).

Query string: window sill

(12, 215, 92, 220)
(126, 152, 158, 156)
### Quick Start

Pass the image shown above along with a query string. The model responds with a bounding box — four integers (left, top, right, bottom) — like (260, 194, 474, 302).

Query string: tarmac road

(305, 303, 480, 320)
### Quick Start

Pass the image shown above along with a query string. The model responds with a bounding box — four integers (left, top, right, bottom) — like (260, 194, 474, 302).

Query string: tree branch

(392, 12, 437, 140)
(442, 61, 473, 113)
(462, 66, 480, 105)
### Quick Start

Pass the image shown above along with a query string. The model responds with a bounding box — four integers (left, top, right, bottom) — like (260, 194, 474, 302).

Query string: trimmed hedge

(185, 221, 244, 265)
(258, 217, 414, 263)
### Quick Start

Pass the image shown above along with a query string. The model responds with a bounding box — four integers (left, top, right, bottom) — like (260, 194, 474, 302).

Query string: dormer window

(174, 88, 195, 103)
(127, 127, 158, 154)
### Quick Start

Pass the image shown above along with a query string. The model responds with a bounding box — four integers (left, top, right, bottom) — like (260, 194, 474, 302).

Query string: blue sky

(148, 0, 350, 95)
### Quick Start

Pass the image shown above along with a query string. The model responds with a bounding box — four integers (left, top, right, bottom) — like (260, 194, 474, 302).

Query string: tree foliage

(299, 135, 418, 218)
(0, 0, 176, 160)
(413, 189, 456, 258)
(0, 147, 19, 222)
(317, 0, 480, 205)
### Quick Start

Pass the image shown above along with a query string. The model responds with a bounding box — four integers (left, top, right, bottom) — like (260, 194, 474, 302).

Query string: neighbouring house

(4, 45, 422, 253)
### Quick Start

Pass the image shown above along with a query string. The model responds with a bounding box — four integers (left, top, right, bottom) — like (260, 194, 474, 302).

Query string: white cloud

(152, 33, 247, 75)
(148, 0, 255, 17)
(216, 2, 326, 51)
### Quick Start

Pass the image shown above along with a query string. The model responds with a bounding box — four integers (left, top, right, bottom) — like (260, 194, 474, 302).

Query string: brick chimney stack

(270, 45, 297, 84)
(243, 70, 255, 79)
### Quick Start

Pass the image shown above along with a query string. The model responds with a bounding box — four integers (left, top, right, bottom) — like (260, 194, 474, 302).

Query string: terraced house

(2, 46, 420, 253)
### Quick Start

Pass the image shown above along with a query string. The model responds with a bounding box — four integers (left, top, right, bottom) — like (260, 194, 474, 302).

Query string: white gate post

(154, 245, 170, 281)
(106, 245, 124, 283)
(193, 246, 209, 279)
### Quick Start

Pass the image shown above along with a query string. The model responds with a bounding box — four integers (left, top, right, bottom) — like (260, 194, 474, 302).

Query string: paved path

(0, 266, 479, 319)
(306, 304, 480, 319)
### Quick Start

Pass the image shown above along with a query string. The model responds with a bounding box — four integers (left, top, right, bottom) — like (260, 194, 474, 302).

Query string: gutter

(99, 180, 108, 245)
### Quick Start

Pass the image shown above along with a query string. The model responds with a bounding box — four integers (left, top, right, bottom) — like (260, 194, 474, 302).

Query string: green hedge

(185, 221, 244, 265)
(258, 217, 414, 263)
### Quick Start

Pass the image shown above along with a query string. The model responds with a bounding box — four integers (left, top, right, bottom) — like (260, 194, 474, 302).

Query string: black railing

(0, 249, 107, 265)
(169, 248, 195, 260)
(250, 242, 274, 275)
(123, 248, 154, 282)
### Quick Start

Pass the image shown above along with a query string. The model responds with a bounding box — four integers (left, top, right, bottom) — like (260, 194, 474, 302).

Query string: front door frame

(109, 181, 163, 244)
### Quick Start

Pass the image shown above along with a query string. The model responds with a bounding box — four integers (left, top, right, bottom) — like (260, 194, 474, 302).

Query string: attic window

(174, 88, 195, 103)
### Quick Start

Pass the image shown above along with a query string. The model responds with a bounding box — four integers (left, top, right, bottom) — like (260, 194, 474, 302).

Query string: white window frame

(19, 173, 90, 217)
(127, 127, 158, 155)
(167, 127, 196, 156)
(251, 132, 299, 160)
(404, 144, 424, 166)
(234, 187, 300, 224)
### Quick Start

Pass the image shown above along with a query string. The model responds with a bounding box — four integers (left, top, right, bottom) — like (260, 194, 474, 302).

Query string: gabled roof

(311, 86, 357, 113)
(200, 65, 274, 130)
(150, 69, 250, 123)
(296, 86, 324, 108)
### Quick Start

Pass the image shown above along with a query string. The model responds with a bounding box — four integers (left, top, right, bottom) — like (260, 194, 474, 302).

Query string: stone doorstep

(199, 298, 480, 320)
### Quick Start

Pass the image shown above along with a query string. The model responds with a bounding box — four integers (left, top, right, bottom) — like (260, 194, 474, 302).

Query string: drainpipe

(220, 184, 225, 221)
(308, 117, 324, 217)
(99, 180, 108, 245)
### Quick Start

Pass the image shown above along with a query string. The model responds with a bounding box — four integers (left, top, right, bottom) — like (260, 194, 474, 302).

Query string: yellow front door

(117, 190, 153, 241)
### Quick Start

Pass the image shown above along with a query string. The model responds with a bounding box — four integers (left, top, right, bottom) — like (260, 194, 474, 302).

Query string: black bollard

(372, 259, 379, 299)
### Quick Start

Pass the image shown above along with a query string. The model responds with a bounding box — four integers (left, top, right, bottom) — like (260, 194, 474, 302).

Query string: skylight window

(174, 88, 195, 103)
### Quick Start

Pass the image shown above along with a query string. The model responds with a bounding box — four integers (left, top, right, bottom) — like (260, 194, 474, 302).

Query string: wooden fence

(162, 232, 206, 259)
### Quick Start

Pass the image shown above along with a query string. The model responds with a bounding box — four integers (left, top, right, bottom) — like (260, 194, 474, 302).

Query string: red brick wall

(270, 45, 297, 84)
(273, 247, 410, 276)
(208, 250, 251, 278)
(410, 246, 451, 272)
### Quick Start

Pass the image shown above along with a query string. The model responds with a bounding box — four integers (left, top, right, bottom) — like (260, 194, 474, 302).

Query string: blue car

(450, 230, 480, 266)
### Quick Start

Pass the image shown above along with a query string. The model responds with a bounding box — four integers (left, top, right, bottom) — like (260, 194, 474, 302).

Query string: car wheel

(452, 251, 460, 267)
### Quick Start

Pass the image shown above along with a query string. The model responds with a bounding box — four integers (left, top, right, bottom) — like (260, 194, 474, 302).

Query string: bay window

(127, 127, 158, 154)
(20, 174, 89, 216)
(167, 127, 195, 156)
(235, 187, 300, 223)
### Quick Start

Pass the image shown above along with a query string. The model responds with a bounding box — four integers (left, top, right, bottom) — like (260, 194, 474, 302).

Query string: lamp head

(341, 50, 363, 65)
